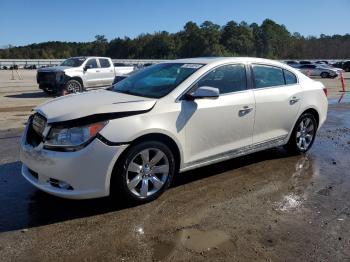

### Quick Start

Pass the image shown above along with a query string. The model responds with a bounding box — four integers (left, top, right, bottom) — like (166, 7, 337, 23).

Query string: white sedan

(298, 64, 341, 78)
(20, 57, 328, 202)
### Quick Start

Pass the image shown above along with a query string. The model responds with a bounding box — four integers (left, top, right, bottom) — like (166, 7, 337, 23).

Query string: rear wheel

(285, 113, 317, 153)
(111, 141, 176, 203)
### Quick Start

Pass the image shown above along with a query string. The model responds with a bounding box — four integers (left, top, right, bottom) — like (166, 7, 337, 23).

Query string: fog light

(58, 181, 72, 190)
(49, 178, 73, 190)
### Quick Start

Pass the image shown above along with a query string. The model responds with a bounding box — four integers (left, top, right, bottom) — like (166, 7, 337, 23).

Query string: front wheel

(111, 141, 176, 203)
(285, 113, 317, 154)
(64, 79, 82, 94)
(320, 72, 329, 78)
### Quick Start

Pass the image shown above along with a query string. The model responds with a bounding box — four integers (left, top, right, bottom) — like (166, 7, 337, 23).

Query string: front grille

(26, 114, 47, 147)
(37, 72, 56, 83)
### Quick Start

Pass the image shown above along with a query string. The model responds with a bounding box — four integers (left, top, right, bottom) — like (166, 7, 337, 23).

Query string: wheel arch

(109, 132, 182, 195)
(65, 76, 84, 88)
(286, 106, 320, 143)
(301, 108, 319, 127)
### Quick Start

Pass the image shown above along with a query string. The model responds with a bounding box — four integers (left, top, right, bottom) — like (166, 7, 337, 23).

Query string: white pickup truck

(36, 57, 134, 95)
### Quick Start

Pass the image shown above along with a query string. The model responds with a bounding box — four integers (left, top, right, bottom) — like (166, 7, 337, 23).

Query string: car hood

(37, 66, 72, 72)
(34, 90, 156, 124)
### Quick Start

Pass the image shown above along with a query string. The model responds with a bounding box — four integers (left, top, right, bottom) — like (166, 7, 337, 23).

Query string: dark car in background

(342, 61, 350, 72)
(299, 60, 312, 65)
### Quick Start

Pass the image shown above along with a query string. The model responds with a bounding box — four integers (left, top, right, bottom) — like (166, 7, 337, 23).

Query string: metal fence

(0, 59, 167, 67)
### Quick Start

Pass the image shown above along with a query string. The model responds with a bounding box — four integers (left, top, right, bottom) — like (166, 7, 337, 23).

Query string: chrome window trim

(249, 63, 300, 90)
(282, 68, 299, 85)
(176, 62, 249, 102)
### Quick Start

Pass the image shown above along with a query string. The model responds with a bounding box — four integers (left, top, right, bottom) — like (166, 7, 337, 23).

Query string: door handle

(96, 70, 100, 73)
(239, 105, 253, 116)
(290, 96, 300, 104)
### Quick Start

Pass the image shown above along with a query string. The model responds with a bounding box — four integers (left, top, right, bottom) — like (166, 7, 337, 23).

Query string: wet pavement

(0, 97, 350, 261)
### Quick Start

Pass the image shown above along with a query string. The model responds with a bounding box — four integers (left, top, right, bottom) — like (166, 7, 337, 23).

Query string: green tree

(91, 35, 108, 56)
(259, 19, 291, 58)
(221, 21, 255, 56)
(178, 21, 205, 57)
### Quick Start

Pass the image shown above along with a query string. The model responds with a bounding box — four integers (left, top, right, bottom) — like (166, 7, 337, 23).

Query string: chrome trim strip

(179, 135, 288, 173)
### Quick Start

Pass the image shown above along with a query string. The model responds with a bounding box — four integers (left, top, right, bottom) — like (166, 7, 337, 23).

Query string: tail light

(323, 87, 328, 97)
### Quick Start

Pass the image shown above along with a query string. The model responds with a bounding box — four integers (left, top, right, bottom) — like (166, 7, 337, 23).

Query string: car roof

(171, 57, 286, 66)
(69, 56, 110, 59)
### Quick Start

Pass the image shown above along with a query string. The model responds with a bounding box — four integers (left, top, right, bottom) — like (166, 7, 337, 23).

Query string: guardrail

(0, 58, 349, 68)
(0, 59, 167, 67)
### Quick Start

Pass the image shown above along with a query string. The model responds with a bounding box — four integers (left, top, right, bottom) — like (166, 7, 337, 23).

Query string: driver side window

(85, 59, 98, 69)
(196, 64, 247, 94)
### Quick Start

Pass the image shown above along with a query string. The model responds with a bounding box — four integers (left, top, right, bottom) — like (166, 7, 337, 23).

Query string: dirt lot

(0, 70, 349, 261)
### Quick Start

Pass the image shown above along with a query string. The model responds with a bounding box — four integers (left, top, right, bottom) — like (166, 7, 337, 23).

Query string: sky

(1, 0, 349, 47)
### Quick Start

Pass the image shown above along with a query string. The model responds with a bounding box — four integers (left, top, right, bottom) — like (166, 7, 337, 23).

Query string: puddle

(278, 193, 303, 211)
(328, 93, 350, 104)
(275, 156, 313, 212)
(153, 228, 231, 259)
(176, 228, 230, 252)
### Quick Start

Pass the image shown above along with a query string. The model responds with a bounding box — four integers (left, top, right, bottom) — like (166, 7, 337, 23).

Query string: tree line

(1, 19, 349, 59)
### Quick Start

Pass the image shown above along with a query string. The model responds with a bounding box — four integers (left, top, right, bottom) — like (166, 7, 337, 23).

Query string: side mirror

(185, 86, 219, 100)
(83, 65, 92, 71)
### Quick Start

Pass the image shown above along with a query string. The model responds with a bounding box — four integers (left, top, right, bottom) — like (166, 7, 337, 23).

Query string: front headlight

(44, 121, 108, 151)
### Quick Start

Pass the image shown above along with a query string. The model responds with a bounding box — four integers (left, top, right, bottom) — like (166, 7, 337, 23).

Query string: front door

(84, 58, 100, 87)
(183, 64, 255, 165)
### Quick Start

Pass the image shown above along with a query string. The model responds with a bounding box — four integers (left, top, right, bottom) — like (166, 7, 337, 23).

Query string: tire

(64, 79, 82, 94)
(284, 113, 317, 154)
(320, 72, 329, 78)
(111, 140, 176, 203)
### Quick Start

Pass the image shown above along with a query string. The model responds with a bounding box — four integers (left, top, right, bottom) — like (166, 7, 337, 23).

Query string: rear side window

(284, 70, 297, 85)
(252, 65, 285, 88)
(197, 64, 247, 94)
(85, 58, 98, 69)
(99, 58, 111, 68)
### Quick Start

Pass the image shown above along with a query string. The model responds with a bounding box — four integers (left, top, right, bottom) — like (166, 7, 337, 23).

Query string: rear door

(98, 58, 115, 86)
(251, 64, 301, 144)
(84, 58, 100, 87)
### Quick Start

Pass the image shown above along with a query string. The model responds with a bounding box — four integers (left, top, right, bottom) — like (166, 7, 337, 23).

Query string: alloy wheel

(126, 148, 169, 198)
(66, 81, 81, 93)
(296, 116, 315, 151)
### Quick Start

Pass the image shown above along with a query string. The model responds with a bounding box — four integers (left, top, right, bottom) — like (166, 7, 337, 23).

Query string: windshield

(112, 63, 203, 98)
(60, 58, 86, 67)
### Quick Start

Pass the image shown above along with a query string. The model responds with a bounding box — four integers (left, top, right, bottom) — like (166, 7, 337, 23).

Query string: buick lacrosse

(20, 58, 328, 202)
